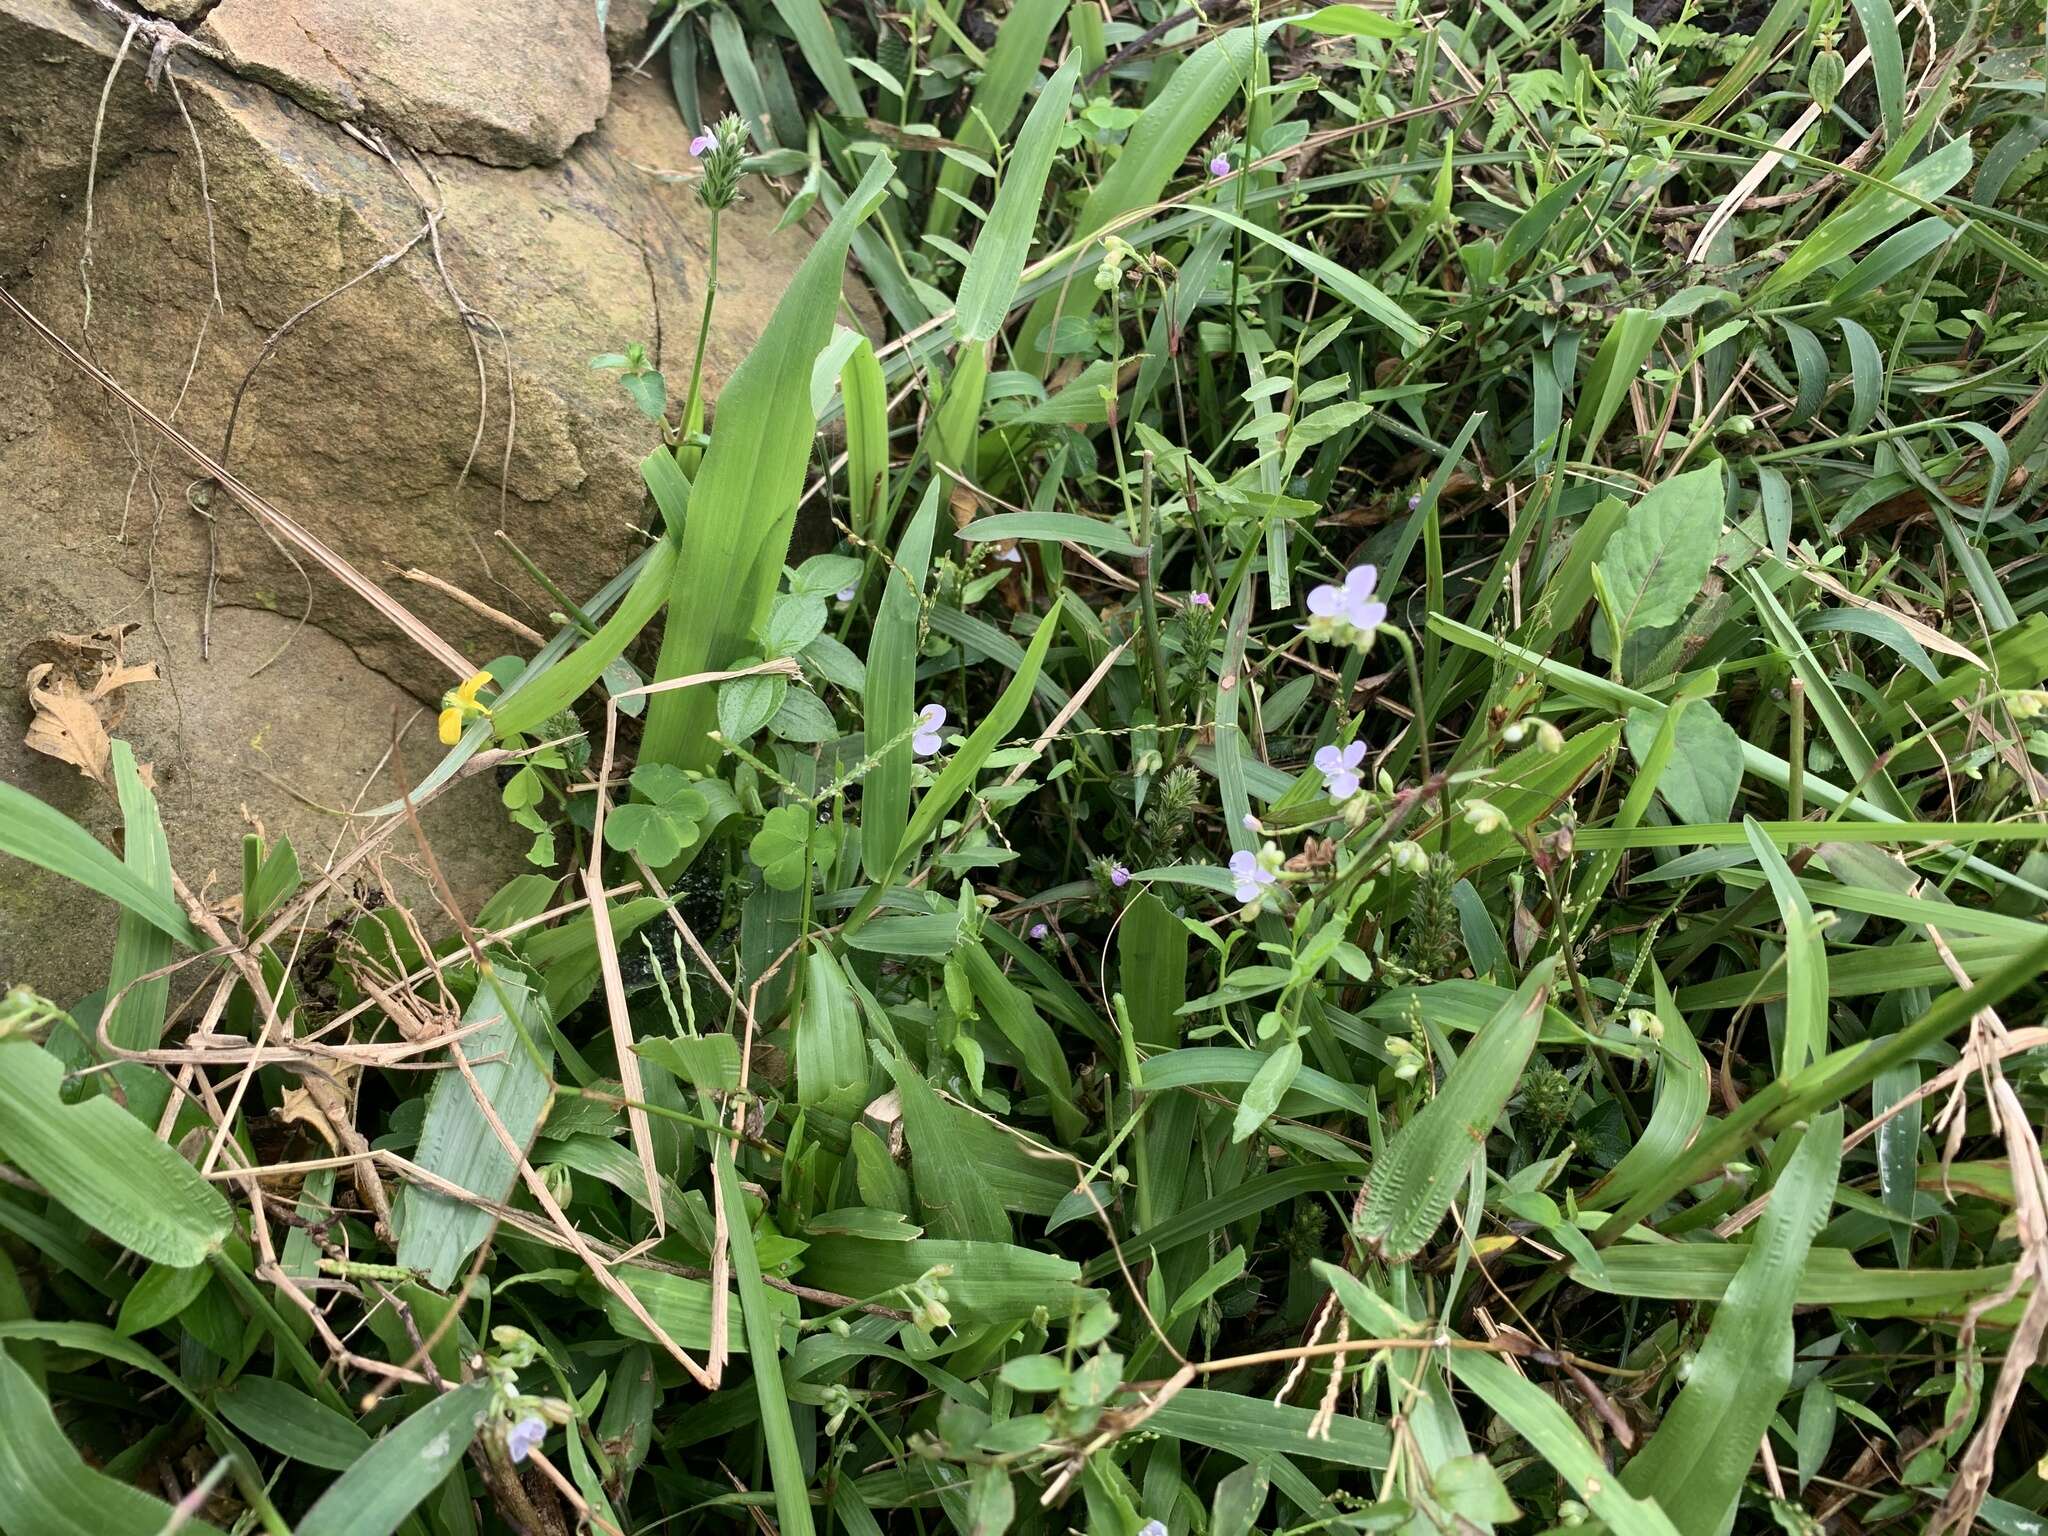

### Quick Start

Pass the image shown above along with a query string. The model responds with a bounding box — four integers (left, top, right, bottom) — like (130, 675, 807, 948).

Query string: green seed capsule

(1810, 48, 1845, 112)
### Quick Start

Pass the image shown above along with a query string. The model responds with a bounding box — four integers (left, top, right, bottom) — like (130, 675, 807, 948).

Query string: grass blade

(714, 1147, 815, 1536)
(640, 155, 895, 772)
(294, 1380, 491, 1536)
(1356, 960, 1557, 1261)
(1620, 1113, 1844, 1536)
(393, 965, 553, 1288)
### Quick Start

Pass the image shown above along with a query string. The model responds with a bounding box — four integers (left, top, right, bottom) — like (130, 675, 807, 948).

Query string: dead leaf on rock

(19, 623, 158, 787)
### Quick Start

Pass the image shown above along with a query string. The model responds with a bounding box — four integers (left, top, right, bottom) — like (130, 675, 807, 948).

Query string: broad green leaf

(1588, 969, 1708, 1207)
(1593, 466, 1725, 642)
(956, 511, 1142, 556)
(886, 1052, 1011, 1241)
(394, 965, 553, 1288)
(1574, 308, 1665, 455)
(1572, 1244, 2013, 1316)
(114, 1261, 210, 1337)
(295, 1380, 491, 1536)
(1117, 890, 1189, 1050)
(1621, 1112, 1844, 1536)
(795, 947, 870, 1122)
(0, 779, 200, 949)
(1759, 138, 1971, 298)
(490, 536, 677, 738)
(1321, 1267, 1683, 1536)
(1141, 1386, 1389, 1471)
(1744, 817, 1829, 1073)
(104, 741, 173, 1122)
(926, 0, 1065, 243)
(0, 1040, 231, 1266)
(1231, 1039, 1302, 1143)
(884, 608, 1058, 877)
(1289, 3, 1416, 35)
(0, 1347, 210, 1536)
(954, 61, 1078, 345)
(216, 1377, 372, 1470)
(861, 485, 939, 884)
(1355, 960, 1557, 1261)
(956, 938, 1083, 1140)
(1198, 205, 1427, 347)
(639, 155, 894, 772)
(799, 1236, 1091, 1323)
(1624, 701, 1743, 823)
(716, 1149, 814, 1536)
(765, 0, 863, 115)
(1015, 25, 1269, 372)
(600, 1265, 792, 1352)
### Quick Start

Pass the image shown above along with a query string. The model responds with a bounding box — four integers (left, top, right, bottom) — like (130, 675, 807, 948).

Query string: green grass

(4, 0, 2048, 1532)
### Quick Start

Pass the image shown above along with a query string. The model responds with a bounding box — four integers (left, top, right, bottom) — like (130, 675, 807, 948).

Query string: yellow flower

(438, 670, 496, 745)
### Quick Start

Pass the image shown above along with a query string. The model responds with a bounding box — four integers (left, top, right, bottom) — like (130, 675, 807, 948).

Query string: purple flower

(836, 583, 857, 603)
(1029, 921, 1049, 940)
(506, 1415, 546, 1464)
(1139, 1524, 1170, 1536)
(1304, 564, 1387, 645)
(1189, 591, 1213, 609)
(997, 546, 1023, 564)
(912, 703, 947, 757)
(1208, 153, 1232, 178)
(1229, 849, 1276, 905)
(1407, 493, 1422, 510)
(1315, 740, 1368, 801)
(689, 131, 717, 157)
(1110, 864, 1131, 888)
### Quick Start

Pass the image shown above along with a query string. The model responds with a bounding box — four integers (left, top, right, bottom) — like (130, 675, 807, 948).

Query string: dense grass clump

(4, 1, 2048, 1533)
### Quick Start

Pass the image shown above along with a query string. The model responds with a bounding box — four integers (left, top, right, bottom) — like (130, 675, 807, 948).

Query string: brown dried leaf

(20, 624, 159, 786)
(23, 663, 114, 786)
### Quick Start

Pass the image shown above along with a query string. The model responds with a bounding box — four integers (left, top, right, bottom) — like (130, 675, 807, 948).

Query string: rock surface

(0, 0, 864, 1002)
(198, 0, 611, 167)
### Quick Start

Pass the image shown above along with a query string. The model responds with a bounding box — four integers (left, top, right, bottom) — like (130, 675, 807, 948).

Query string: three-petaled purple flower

(1110, 864, 1131, 888)
(1229, 849, 1276, 905)
(912, 703, 947, 757)
(689, 130, 717, 157)
(1407, 493, 1422, 511)
(1190, 591, 1213, 609)
(1304, 563, 1387, 649)
(1315, 740, 1368, 801)
(1029, 921, 1049, 940)
(506, 1415, 546, 1464)
(1208, 154, 1232, 178)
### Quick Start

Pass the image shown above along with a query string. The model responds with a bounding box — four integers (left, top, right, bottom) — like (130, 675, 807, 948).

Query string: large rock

(0, 0, 864, 1002)
(198, 0, 611, 167)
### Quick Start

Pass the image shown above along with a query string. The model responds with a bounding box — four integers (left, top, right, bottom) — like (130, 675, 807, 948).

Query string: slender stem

(495, 530, 598, 636)
(1787, 677, 1806, 820)
(683, 207, 721, 446)
(1135, 450, 1172, 744)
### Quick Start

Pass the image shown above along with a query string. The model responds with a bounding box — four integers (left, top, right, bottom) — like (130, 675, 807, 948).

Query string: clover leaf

(748, 803, 837, 892)
(603, 763, 710, 867)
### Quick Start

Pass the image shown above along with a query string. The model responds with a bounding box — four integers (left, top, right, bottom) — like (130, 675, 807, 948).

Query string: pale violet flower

(997, 546, 1023, 564)
(1304, 564, 1387, 649)
(1029, 921, 1049, 940)
(1208, 153, 1231, 177)
(1407, 493, 1422, 510)
(1229, 843, 1284, 910)
(1190, 591, 1213, 608)
(1110, 864, 1131, 888)
(836, 583, 857, 603)
(1241, 812, 1262, 832)
(1139, 1524, 1170, 1536)
(506, 1415, 546, 1463)
(689, 130, 717, 156)
(912, 703, 947, 757)
(1314, 740, 1368, 801)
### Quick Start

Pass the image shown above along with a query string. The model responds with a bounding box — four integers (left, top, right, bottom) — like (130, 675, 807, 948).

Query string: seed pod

(1810, 48, 1845, 112)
